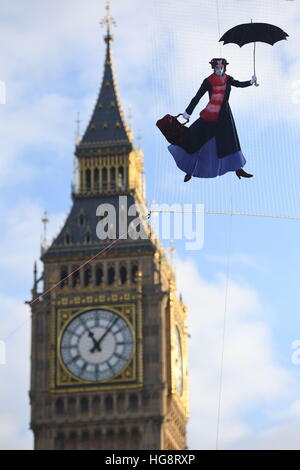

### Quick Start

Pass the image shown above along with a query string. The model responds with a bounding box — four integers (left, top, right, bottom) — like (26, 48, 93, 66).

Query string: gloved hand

(250, 75, 257, 85)
(182, 111, 190, 120)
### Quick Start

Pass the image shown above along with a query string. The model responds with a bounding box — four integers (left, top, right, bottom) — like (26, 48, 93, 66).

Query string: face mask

(215, 68, 224, 76)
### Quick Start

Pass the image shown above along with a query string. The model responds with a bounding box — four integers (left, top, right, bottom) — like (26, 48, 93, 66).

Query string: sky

(1, 0, 300, 450)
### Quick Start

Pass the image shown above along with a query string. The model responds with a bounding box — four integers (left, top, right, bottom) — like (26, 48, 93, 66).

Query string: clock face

(60, 309, 133, 382)
(173, 325, 183, 396)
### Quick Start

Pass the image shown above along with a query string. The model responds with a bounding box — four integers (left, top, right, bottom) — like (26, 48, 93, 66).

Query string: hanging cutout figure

(167, 58, 257, 181)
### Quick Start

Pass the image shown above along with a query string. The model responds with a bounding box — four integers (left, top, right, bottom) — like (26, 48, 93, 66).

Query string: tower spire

(77, 1, 132, 153)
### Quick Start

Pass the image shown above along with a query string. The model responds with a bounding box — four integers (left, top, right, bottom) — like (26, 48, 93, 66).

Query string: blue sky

(1, 0, 300, 450)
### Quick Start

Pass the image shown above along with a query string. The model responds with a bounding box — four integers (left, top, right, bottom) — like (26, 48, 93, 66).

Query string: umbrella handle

(253, 41, 259, 86)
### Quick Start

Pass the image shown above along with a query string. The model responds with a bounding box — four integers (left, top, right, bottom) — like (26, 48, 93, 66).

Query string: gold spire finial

(100, 1, 117, 41)
(41, 211, 49, 251)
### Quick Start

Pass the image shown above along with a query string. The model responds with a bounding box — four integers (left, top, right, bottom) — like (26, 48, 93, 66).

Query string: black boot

(236, 168, 253, 179)
(184, 174, 192, 182)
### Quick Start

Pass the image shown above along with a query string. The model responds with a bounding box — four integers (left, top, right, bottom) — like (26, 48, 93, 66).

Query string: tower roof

(77, 4, 133, 153)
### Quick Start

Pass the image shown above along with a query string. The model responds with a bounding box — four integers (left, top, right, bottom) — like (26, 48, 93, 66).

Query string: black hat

(209, 58, 229, 68)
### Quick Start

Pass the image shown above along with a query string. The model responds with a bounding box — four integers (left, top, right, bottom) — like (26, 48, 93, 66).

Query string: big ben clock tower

(29, 4, 189, 451)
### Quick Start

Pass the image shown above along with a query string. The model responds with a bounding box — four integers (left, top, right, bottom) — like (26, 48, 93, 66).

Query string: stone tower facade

(29, 5, 189, 450)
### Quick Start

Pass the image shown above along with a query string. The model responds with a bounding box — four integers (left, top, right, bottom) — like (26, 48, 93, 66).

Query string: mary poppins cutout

(168, 58, 257, 182)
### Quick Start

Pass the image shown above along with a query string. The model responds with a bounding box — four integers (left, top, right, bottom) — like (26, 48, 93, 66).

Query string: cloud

(0, 200, 65, 283)
(233, 415, 300, 450)
(0, 294, 32, 450)
(0, 199, 65, 450)
(206, 252, 270, 273)
(0, 0, 157, 187)
(175, 256, 298, 449)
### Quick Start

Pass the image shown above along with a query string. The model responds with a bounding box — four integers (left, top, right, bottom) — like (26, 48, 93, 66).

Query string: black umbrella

(219, 21, 289, 86)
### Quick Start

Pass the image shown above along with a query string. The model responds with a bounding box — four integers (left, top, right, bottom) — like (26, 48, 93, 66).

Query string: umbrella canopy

(219, 22, 289, 47)
(219, 22, 289, 86)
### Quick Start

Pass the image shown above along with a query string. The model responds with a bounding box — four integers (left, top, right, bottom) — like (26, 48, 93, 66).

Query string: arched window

(80, 396, 89, 413)
(108, 267, 115, 285)
(117, 393, 125, 413)
(68, 397, 76, 415)
(85, 169, 91, 191)
(65, 232, 71, 245)
(102, 168, 108, 191)
(84, 266, 92, 287)
(94, 168, 99, 191)
(110, 167, 116, 190)
(80, 171, 84, 192)
(55, 397, 65, 414)
(72, 266, 80, 287)
(92, 396, 100, 414)
(78, 212, 85, 226)
(105, 395, 113, 412)
(120, 266, 127, 285)
(118, 166, 124, 189)
(95, 266, 103, 286)
(60, 266, 68, 289)
(129, 393, 138, 411)
(85, 230, 91, 244)
(131, 264, 138, 283)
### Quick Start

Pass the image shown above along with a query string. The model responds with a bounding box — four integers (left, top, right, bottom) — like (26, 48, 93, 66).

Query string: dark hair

(209, 58, 229, 72)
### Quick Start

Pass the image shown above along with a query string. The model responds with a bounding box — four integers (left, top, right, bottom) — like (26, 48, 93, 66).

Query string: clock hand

(79, 312, 100, 350)
(95, 317, 119, 349)
(87, 328, 102, 353)
(88, 330, 96, 340)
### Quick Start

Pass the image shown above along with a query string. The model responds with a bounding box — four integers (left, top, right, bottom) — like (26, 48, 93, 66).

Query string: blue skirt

(168, 136, 246, 178)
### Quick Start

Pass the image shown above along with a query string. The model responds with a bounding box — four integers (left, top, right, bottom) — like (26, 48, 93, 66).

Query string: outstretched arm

(231, 75, 257, 88)
(231, 78, 252, 88)
(185, 79, 209, 115)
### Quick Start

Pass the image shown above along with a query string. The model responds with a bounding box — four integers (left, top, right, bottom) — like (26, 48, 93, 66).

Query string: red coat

(185, 74, 252, 158)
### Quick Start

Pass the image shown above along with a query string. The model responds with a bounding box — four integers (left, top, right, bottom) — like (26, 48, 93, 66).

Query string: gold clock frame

(169, 290, 189, 416)
(173, 324, 184, 397)
(49, 301, 143, 393)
